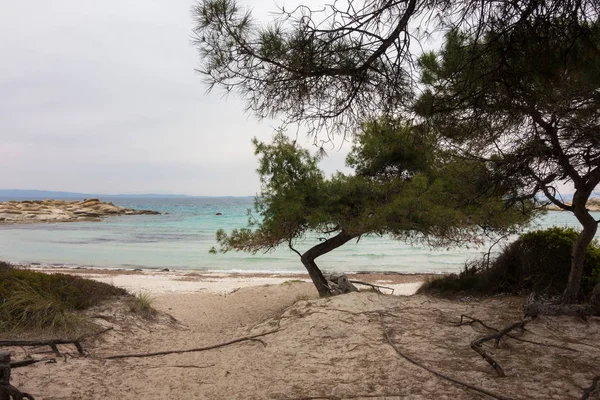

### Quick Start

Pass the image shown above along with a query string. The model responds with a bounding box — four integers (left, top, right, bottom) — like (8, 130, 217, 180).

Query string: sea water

(0, 197, 598, 274)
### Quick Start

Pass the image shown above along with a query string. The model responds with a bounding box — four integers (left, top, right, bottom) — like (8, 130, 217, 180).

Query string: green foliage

(420, 227, 600, 300)
(416, 23, 600, 203)
(214, 121, 537, 257)
(0, 267, 128, 332)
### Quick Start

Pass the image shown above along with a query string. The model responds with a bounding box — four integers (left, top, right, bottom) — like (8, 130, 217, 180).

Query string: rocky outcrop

(0, 199, 160, 225)
(545, 197, 600, 212)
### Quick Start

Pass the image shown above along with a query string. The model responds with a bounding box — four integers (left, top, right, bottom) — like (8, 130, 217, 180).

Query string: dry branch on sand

(469, 319, 529, 377)
(104, 329, 280, 360)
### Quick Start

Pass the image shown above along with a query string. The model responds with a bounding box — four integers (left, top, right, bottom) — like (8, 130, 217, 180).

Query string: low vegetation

(419, 227, 600, 301)
(0, 261, 128, 333)
(129, 292, 157, 318)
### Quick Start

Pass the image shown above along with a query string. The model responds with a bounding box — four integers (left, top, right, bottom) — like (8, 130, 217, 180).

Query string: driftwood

(0, 352, 35, 400)
(379, 316, 512, 400)
(0, 339, 83, 357)
(470, 320, 529, 377)
(105, 328, 280, 360)
(348, 280, 395, 294)
(580, 376, 599, 400)
(325, 274, 358, 295)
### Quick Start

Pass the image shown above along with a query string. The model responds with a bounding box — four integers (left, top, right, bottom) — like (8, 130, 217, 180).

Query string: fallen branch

(470, 320, 529, 377)
(0, 339, 84, 356)
(459, 315, 578, 352)
(580, 376, 599, 400)
(348, 280, 395, 294)
(104, 328, 280, 360)
(379, 315, 512, 400)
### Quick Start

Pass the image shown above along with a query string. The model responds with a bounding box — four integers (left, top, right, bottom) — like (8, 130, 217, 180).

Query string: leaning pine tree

(212, 120, 536, 296)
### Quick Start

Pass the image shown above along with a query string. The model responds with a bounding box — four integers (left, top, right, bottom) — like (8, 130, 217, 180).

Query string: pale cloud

(0, 0, 349, 196)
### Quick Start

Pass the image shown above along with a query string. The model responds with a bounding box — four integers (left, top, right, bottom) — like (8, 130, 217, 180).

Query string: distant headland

(0, 199, 160, 224)
(0, 189, 253, 200)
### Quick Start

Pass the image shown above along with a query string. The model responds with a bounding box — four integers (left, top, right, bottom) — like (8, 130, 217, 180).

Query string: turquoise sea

(0, 197, 598, 274)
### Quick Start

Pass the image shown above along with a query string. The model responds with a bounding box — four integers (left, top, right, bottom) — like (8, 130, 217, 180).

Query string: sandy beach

(27, 266, 431, 296)
(2, 267, 598, 400)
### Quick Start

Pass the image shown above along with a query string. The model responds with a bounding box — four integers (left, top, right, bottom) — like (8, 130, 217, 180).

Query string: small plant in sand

(129, 293, 157, 318)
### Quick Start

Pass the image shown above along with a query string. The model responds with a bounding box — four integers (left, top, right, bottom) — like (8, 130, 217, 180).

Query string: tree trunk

(301, 231, 355, 297)
(563, 193, 599, 304)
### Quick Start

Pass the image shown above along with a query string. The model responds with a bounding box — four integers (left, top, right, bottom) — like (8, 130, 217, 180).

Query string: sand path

(7, 283, 600, 400)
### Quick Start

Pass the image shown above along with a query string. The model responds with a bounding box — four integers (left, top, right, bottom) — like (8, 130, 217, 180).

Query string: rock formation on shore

(545, 197, 600, 211)
(0, 199, 160, 224)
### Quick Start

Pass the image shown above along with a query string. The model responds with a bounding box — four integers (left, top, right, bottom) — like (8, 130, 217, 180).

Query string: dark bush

(420, 227, 600, 300)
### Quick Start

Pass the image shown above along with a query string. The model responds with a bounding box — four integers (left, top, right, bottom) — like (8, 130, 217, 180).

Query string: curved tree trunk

(300, 231, 355, 297)
(563, 192, 599, 304)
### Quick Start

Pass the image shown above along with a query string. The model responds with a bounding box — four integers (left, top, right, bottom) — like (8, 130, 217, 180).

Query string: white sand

(30, 267, 426, 295)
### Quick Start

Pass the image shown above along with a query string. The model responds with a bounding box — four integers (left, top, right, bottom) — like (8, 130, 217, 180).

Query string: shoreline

(21, 264, 434, 296)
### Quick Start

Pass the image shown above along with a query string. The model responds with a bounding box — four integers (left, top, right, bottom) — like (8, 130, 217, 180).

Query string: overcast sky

(0, 0, 350, 196)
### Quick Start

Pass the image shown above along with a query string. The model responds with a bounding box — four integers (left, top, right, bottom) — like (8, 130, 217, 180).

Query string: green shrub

(419, 227, 600, 300)
(0, 266, 128, 332)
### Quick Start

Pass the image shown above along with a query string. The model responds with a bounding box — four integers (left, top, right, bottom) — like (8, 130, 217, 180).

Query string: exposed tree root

(525, 284, 600, 317)
(470, 320, 529, 377)
(379, 315, 512, 400)
(10, 358, 55, 369)
(104, 328, 280, 360)
(580, 376, 599, 400)
(459, 315, 578, 352)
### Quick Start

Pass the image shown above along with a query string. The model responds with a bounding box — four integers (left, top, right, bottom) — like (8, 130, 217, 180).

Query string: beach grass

(0, 261, 128, 334)
(129, 292, 157, 318)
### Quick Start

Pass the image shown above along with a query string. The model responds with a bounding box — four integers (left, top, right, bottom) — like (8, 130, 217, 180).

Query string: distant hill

(0, 189, 241, 200)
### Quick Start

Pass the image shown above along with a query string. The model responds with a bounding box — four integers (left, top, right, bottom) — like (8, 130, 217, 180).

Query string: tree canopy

(416, 21, 600, 303)
(213, 120, 535, 296)
(193, 0, 599, 138)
